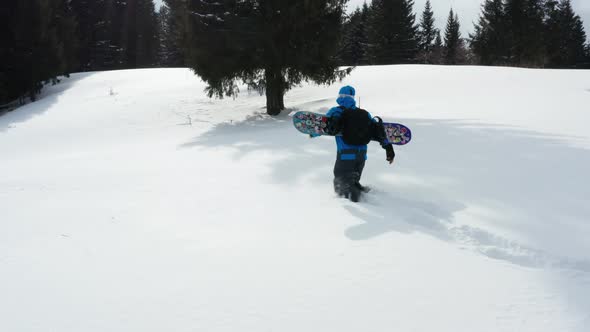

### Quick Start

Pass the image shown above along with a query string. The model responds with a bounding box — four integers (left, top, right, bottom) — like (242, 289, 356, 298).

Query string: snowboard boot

(355, 183, 371, 193)
(349, 186, 361, 203)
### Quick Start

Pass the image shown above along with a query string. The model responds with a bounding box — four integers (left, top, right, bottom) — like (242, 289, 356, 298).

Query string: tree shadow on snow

(180, 110, 336, 185)
(182, 110, 590, 327)
(181, 112, 590, 273)
(0, 72, 98, 132)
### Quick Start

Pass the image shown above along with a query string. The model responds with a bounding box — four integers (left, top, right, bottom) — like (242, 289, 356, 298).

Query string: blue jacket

(326, 94, 374, 160)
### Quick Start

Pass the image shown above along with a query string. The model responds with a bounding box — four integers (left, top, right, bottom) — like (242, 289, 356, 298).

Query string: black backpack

(339, 106, 373, 145)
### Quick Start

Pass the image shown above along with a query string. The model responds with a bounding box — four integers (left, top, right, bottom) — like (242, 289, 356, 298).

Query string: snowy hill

(1, 66, 590, 331)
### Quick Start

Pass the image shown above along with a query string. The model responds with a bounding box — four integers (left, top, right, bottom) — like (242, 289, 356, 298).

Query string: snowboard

(292, 111, 412, 146)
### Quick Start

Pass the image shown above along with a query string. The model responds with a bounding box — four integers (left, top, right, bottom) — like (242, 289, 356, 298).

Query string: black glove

(383, 144, 395, 164)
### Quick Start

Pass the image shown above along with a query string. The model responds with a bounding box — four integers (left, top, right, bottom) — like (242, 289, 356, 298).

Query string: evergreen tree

(109, 0, 130, 68)
(159, 0, 187, 67)
(54, 0, 80, 74)
(470, 0, 509, 65)
(430, 30, 444, 64)
(443, 9, 463, 65)
(505, 0, 545, 66)
(184, 0, 350, 116)
(340, 5, 370, 65)
(70, 0, 126, 70)
(157, 5, 173, 66)
(70, 0, 159, 70)
(524, 0, 547, 65)
(368, 0, 419, 64)
(0, 0, 7, 102)
(0, 0, 25, 103)
(560, 0, 587, 67)
(544, 0, 562, 66)
(125, 0, 159, 68)
(545, 0, 588, 68)
(1, 0, 77, 104)
(418, 0, 436, 63)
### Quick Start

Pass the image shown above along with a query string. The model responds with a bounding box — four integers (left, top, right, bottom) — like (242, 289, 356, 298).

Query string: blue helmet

(336, 85, 356, 109)
(338, 85, 356, 97)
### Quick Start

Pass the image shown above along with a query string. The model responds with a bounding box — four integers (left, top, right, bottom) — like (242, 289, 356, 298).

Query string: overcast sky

(154, 0, 590, 38)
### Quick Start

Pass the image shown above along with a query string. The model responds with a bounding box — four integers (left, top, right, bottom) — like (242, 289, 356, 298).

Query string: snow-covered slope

(1, 66, 590, 331)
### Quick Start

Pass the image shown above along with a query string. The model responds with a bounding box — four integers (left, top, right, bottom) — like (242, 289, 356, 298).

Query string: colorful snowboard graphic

(292, 111, 412, 146)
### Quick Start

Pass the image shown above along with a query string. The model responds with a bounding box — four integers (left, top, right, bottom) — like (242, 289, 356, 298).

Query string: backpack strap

(371, 116, 388, 145)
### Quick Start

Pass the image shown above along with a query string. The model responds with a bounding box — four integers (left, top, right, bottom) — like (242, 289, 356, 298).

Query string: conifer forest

(1, 0, 589, 114)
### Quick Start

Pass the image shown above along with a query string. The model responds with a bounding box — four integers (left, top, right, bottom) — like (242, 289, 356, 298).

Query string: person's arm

(384, 144, 395, 164)
(326, 106, 343, 118)
(309, 107, 342, 138)
(372, 116, 395, 165)
(324, 107, 344, 136)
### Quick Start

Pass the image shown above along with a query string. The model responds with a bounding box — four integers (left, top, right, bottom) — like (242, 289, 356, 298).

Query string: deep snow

(1, 66, 590, 331)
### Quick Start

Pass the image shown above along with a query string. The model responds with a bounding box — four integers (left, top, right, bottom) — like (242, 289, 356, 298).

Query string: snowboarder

(317, 85, 395, 202)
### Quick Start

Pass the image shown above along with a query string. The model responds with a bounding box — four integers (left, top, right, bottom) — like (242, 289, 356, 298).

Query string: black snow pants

(333, 149, 366, 199)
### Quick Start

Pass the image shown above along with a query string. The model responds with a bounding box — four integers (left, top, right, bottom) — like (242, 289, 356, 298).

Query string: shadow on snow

(181, 110, 590, 273)
(0, 72, 98, 132)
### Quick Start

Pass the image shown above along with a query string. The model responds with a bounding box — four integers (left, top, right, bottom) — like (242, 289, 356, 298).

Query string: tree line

(471, 0, 588, 68)
(1, 0, 589, 112)
(341, 0, 589, 68)
(1, 0, 160, 106)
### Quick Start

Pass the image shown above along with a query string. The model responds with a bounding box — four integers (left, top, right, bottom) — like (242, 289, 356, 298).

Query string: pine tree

(54, 0, 80, 74)
(160, 0, 187, 67)
(157, 5, 173, 66)
(544, 0, 562, 66)
(125, 0, 159, 68)
(505, 0, 545, 66)
(368, 0, 419, 64)
(70, 0, 126, 70)
(340, 5, 370, 65)
(1, 0, 77, 104)
(524, 0, 547, 66)
(110, 0, 130, 68)
(470, 0, 509, 65)
(184, 0, 350, 116)
(430, 30, 444, 64)
(505, 0, 525, 64)
(418, 0, 436, 63)
(561, 0, 587, 67)
(443, 9, 463, 65)
(545, 0, 588, 68)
